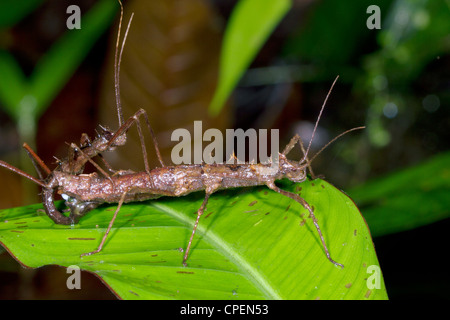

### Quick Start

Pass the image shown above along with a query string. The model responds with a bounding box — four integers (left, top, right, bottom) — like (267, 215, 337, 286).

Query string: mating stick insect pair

(0, 3, 363, 269)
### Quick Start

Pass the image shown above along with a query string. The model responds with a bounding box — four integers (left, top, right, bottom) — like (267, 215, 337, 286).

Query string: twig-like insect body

(0, 1, 365, 269)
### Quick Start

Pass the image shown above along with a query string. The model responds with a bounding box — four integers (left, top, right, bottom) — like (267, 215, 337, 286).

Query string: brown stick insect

(0, 2, 364, 269)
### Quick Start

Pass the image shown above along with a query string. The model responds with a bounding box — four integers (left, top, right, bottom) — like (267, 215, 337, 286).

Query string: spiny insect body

(0, 1, 364, 269)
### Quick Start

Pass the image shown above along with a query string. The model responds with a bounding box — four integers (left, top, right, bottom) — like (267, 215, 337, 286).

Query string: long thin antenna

(114, 0, 134, 128)
(302, 76, 339, 162)
(0, 160, 46, 188)
(309, 126, 365, 164)
(23, 143, 51, 176)
(116, 12, 134, 128)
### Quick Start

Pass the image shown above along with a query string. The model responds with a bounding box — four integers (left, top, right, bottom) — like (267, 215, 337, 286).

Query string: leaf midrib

(150, 201, 282, 300)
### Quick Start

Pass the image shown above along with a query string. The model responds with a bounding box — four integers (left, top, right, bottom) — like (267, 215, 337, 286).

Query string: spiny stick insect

(0, 1, 364, 269)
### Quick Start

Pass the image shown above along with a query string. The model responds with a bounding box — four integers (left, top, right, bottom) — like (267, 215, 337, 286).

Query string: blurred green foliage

(358, 0, 450, 148)
(348, 151, 450, 237)
(209, 0, 291, 115)
(287, 0, 450, 236)
(0, 0, 117, 144)
(283, 0, 393, 69)
(0, 0, 45, 28)
(276, 0, 449, 299)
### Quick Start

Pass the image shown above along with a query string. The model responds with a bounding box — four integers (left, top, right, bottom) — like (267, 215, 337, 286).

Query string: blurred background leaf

(29, 0, 117, 119)
(209, 0, 291, 116)
(0, 0, 117, 131)
(348, 151, 450, 237)
(0, 0, 45, 28)
(0, 51, 28, 121)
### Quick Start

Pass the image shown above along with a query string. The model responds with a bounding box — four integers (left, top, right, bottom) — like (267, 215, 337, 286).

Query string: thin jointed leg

(266, 181, 344, 268)
(80, 191, 128, 257)
(106, 109, 165, 172)
(183, 192, 212, 266)
(70, 143, 112, 181)
(297, 136, 315, 179)
(282, 134, 315, 178)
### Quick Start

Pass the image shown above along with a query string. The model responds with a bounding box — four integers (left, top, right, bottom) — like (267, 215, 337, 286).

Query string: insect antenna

(308, 126, 365, 165)
(114, 0, 134, 128)
(0, 160, 46, 188)
(22, 143, 51, 179)
(301, 76, 340, 166)
(0, 142, 54, 187)
(297, 76, 365, 172)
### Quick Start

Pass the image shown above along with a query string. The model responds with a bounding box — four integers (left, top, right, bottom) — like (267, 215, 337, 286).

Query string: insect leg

(97, 153, 117, 174)
(70, 143, 113, 182)
(80, 191, 128, 257)
(281, 134, 299, 156)
(139, 109, 165, 168)
(106, 108, 165, 171)
(266, 181, 344, 268)
(297, 135, 315, 178)
(282, 135, 315, 178)
(183, 192, 212, 266)
(133, 110, 152, 174)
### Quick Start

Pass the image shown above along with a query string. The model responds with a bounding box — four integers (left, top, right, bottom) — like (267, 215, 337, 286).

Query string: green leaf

(0, 179, 386, 300)
(209, 0, 291, 116)
(348, 152, 450, 237)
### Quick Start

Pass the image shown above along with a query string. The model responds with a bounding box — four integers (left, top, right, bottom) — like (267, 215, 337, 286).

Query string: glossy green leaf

(0, 179, 387, 300)
(348, 152, 450, 237)
(209, 0, 291, 116)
